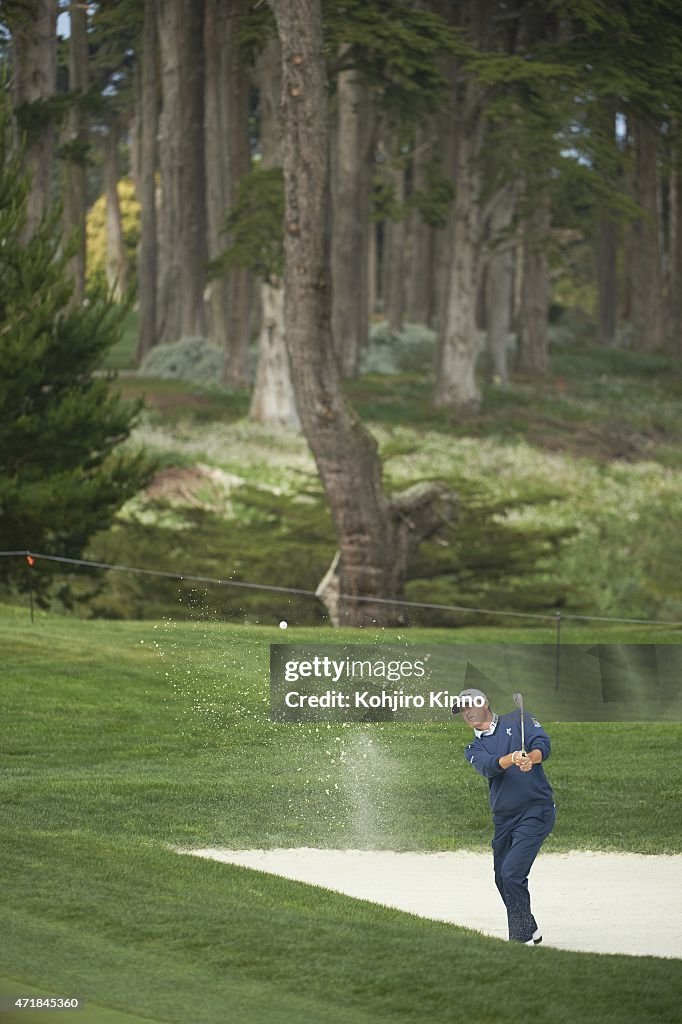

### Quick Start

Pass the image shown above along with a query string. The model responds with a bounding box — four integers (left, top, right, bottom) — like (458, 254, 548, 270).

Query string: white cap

(451, 688, 489, 715)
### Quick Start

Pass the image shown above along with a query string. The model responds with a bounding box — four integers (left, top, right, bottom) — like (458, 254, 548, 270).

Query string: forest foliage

(1, 0, 681, 624)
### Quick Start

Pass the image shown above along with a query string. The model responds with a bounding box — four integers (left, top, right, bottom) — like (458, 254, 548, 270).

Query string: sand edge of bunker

(172, 845, 682, 960)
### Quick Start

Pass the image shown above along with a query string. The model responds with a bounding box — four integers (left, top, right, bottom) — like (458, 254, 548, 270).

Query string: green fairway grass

(2, 834, 681, 1024)
(0, 976, 161, 1024)
(2, 607, 681, 1022)
(1, 607, 680, 852)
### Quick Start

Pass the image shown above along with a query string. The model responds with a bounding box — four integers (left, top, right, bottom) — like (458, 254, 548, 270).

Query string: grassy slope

(2, 835, 680, 1024)
(2, 608, 681, 1023)
(2, 608, 680, 852)
(0, 976, 161, 1024)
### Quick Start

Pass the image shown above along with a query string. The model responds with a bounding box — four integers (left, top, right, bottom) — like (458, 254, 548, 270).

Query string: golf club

(512, 691, 527, 756)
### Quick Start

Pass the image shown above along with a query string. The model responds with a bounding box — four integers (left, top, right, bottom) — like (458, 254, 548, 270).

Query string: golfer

(453, 687, 555, 945)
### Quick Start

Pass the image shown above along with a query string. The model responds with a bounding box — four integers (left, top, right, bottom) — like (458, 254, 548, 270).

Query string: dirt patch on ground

(145, 464, 245, 510)
(523, 416, 665, 462)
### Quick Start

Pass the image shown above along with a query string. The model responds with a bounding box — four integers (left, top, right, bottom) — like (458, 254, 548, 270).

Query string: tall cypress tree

(0, 93, 152, 591)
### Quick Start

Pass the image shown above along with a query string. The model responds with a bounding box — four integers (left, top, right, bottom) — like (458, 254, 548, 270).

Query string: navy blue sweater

(464, 711, 554, 821)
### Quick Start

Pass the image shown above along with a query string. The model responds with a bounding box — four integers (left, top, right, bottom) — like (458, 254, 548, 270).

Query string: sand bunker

(177, 847, 682, 959)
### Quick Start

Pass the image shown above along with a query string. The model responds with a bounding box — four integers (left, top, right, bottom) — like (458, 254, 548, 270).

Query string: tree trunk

(248, 34, 299, 427)
(128, 71, 142, 197)
(404, 123, 436, 326)
(433, 78, 486, 410)
(517, 194, 550, 375)
(670, 157, 682, 356)
(431, 63, 457, 336)
(103, 127, 128, 301)
(156, 0, 207, 345)
(432, 0, 493, 410)
(269, 0, 456, 626)
(594, 100, 618, 347)
(659, 140, 672, 344)
(249, 282, 300, 427)
(596, 213, 617, 346)
(136, 0, 158, 362)
(331, 66, 375, 377)
(204, 0, 253, 387)
(368, 219, 378, 319)
(63, 0, 88, 303)
(630, 113, 662, 351)
(11, 0, 57, 240)
(381, 158, 406, 332)
(485, 183, 517, 386)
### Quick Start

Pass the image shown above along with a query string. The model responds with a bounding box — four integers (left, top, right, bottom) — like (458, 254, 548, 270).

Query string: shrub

(139, 336, 226, 388)
(361, 321, 437, 375)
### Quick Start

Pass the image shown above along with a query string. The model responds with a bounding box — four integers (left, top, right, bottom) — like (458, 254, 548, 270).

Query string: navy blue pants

(492, 802, 555, 942)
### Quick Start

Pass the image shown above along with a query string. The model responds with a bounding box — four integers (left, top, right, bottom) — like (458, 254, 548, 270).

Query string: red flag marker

(26, 555, 35, 567)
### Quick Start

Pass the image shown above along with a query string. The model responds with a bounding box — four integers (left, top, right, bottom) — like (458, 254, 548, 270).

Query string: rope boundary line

(1, 550, 680, 627)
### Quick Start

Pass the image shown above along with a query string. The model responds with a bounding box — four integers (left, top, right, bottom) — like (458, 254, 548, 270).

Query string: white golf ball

(279, 620, 288, 629)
